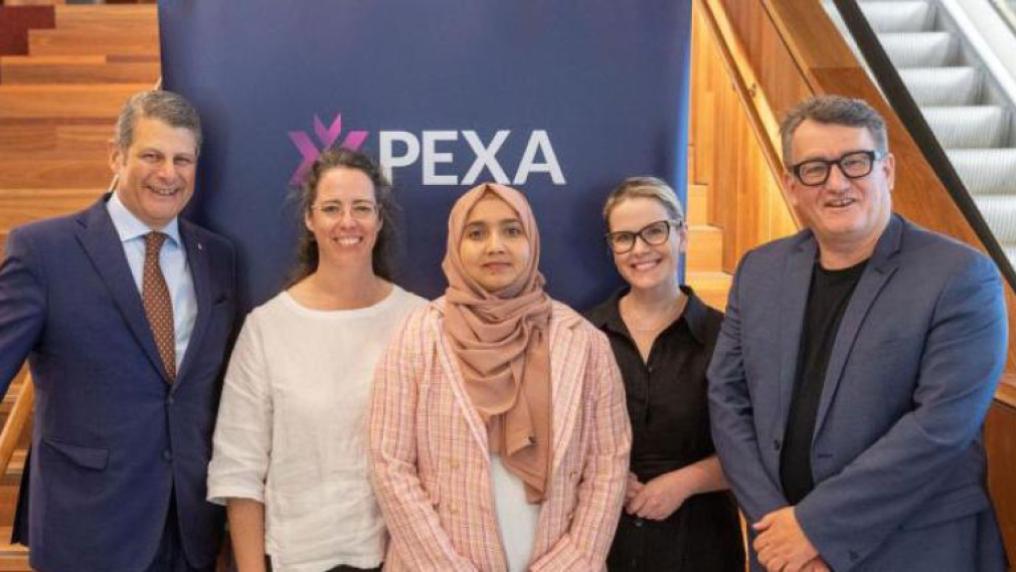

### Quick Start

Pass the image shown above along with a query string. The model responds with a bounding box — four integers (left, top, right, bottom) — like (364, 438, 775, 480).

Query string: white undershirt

(207, 286, 425, 572)
(490, 454, 541, 572)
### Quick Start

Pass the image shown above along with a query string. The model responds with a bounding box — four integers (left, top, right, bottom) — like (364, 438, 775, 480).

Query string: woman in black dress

(587, 177, 745, 571)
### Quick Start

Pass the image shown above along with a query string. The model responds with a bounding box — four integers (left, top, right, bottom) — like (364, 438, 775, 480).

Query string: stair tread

(859, 0, 933, 33)
(0, 84, 151, 120)
(922, 106, 1007, 149)
(877, 31, 955, 68)
(949, 149, 1016, 196)
(901, 67, 982, 106)
(29, 28, 159, 57)
(54, 4, 157, 29)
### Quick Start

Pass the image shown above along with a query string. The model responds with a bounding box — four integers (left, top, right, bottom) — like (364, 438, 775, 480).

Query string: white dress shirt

(106, 192, 197, 369)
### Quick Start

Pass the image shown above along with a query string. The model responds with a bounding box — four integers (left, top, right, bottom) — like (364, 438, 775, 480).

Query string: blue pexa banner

(159, 0, 692, 311)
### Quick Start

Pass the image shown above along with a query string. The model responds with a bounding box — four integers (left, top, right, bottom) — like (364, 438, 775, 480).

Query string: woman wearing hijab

(369, 183, 631, 571)
(207, 149, 425, 572)
(586, 177, 744, 571)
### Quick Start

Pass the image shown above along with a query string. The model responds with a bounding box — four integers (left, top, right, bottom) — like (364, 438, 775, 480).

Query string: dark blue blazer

(708, 215, 1007, 571)
(0, 196, 237, 571)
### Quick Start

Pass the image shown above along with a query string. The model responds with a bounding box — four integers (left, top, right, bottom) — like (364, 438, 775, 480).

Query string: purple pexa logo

(287, 113, 368, 184)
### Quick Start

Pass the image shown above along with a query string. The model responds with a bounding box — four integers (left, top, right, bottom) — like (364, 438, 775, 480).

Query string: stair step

(0, 188, 104, 234)
(0, 159, 111, 189)
(0, 121, 111, 157)
(686, 224, 723, 272)
(4, 452, 25, 479)
(975, 194, 1016, 242)
(0, 525, 29, 572)
(0, 84, 149, 119)
(1, 54, 159, 84)
(878, 32, 956, 68)
(687, 184, 708, 226)
(948, 149, 1016, 195)
(922, 106, 1008, 149)
(860, 0, 933, 33)
(54, 4, 157, 32)
(686, 271, 731, 310)
(29, 28, 158, 57)
(900, 67, 982, 106)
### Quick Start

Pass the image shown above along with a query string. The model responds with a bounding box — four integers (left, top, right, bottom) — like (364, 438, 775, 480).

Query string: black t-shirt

(780, 258, 868, 505)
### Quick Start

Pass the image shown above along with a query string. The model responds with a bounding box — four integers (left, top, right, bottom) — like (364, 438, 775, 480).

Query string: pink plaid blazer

(369, 298, 631, 571)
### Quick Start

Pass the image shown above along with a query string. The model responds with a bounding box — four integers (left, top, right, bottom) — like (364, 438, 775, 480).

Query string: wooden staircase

(0, 3, 160, 569)
(0, 3, 159, 251)
(686, 182, 732, 309)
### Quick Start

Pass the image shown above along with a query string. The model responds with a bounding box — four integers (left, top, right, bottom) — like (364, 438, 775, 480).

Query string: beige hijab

(441, 183, 553, 503)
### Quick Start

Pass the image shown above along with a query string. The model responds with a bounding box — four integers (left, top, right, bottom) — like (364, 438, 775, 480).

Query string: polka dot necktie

(143, 232, 175, 383)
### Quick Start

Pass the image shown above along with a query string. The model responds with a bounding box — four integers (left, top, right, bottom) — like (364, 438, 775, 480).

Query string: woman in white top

(207, 148, 425, 572)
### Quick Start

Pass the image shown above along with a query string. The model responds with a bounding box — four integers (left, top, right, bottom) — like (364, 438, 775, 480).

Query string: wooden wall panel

(690, 0, 797, 273)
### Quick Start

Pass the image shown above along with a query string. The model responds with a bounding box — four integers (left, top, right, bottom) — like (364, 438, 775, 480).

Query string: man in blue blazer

(0, 91, 237, 571)
(708, 95, 1008, 572)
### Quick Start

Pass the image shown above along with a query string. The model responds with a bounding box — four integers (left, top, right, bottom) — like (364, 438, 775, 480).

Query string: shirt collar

(106, 191, 181, 247)
(587, 285, 710, 345)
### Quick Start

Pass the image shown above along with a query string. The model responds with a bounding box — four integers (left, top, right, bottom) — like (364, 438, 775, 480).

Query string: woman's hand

(625, 469, 692, 521)
(624, 472, 643, 503)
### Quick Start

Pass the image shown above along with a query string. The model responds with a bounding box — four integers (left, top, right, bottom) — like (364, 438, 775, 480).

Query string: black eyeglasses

(791, 150, 885, 186)
(605, 219, 682, 254)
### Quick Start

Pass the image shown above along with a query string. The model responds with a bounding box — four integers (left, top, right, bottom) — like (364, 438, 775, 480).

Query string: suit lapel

(547, 313, 587, 472)
(174, 221, 211, 389)
(812, 216, 903, 437)
(75, 197, 168, 382)
(776, 235, 816, 434)
(431, 310, 491, 458)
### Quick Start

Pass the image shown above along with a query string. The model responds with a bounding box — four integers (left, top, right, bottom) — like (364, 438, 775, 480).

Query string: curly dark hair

(289, 148, 398, 285)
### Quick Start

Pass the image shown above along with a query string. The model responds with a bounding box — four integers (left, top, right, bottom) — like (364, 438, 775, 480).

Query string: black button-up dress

(586, 286, 745, 571)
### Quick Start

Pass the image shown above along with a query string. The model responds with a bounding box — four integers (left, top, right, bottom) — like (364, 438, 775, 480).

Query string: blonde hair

(602, 176, 685, 231)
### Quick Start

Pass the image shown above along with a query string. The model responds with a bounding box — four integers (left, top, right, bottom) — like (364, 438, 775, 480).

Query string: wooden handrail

(697, 0, 797, 224)
(0, 372, 33, 478)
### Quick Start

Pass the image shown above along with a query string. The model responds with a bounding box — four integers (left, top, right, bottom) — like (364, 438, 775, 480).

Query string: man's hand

(802, 557, 831, 572)
(752, 506, 819, 572)
(625, 470, 692, 521)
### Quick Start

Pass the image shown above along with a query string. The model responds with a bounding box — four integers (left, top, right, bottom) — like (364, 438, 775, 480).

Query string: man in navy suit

(708, 95, 1008, 572)
(0, 90, 236, 571)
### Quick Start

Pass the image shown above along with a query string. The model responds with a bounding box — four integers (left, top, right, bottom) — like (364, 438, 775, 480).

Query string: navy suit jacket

(708, 215, 1007, 571)
(0, 196, 237, 571)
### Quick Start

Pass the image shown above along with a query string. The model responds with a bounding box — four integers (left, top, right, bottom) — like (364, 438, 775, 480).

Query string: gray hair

(779, 95, 888, 165)
(114, 90, 203, 154)
(602, 176, 685, 231)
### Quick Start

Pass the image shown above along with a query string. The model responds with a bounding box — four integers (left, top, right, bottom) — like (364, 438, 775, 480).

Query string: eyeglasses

(790, 150, 885, 186)
(311, 200, 378, 220)
(605, 219, 682, 254)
